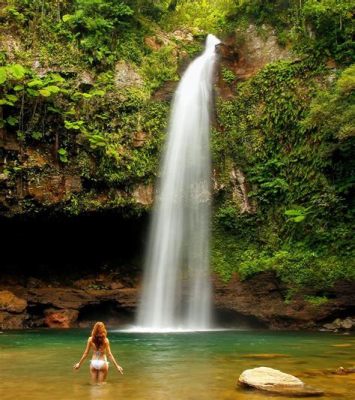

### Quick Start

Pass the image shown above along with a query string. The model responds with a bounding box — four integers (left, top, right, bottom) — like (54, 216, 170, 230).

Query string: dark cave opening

(319, 306, 355, 324)
(77, 301, 134, 328)
(0, 210, 149, 282)
(213, 308, 268, 329)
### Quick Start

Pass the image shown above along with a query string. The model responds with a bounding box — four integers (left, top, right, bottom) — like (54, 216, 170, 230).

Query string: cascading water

(136, 34, 220, 331)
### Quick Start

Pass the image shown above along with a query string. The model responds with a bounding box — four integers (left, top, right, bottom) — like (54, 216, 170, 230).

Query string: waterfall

(137, 34, 220, 331)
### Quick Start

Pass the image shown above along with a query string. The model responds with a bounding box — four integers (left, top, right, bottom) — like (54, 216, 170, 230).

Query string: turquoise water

(0, 330, 354, 400)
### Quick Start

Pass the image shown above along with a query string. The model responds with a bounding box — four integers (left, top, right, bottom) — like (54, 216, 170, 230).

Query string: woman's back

(89, 336, 108, 360)
(73, 322, 123, 383)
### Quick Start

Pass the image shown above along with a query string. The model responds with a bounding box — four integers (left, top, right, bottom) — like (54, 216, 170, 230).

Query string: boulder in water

(238, 367, 324, 397)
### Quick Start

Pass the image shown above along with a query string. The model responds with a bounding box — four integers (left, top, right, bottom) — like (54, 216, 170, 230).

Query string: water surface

(0, 330, 354, 400)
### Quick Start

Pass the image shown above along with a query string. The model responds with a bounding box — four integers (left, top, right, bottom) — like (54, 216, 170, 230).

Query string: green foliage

(229, 0, 294, 28)
(304, 295, 329, 306)
(284, 207, 310, 223)
(1, 0, 146, 67)
(92, 100, 169, 185)
(58, 148, 68, 163)
(0, 64, 26, 83)
(0, 64, 67, 138)
(1, 0, 354, 292)
(303, 65, 355, 141)
(141, 46, 179, 91)
(0, 57, 169, 194)
(221, 67, 236, 85)
(213, 57, 355, 290)
(301, 64, 355, 201)
(62, 0, 134, 65)
(161, 0, 235, 33)
(228, 0, 354, 64)
(212, 227, 355, 289)
(301, 0, 354, 63)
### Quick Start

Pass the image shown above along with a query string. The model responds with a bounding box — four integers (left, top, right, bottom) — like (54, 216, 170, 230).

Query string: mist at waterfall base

(133, 35, 220, 332)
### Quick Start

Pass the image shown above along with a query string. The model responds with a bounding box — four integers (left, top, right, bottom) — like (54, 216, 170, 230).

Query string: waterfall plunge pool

(0, 329, 354, 400)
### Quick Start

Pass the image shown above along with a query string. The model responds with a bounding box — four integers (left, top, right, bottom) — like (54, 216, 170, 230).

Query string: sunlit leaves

(303, 65, 355, 140)
(64, 119, 86, 131)
(0, 64, 27, 84)
(58, 148, 69, 163)
(0, 68, 7, 85)
(284, 207, 310, 223)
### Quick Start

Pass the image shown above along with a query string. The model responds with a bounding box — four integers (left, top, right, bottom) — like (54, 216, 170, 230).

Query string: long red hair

(91, 321, 107, 350)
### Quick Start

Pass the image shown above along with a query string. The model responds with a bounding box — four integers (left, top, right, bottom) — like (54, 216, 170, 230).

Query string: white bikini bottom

(91, 360, 109, 370)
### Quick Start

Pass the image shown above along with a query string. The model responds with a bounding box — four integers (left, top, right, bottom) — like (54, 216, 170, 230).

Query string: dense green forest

(0, 0, 354, 298)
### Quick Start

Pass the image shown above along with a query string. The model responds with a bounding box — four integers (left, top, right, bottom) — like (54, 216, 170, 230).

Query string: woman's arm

(73, 337, 91, 370)
(106, 339, 123, 374)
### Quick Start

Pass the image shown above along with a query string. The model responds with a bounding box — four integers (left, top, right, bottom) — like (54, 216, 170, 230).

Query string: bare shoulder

(88, 336, 93, 344)
(105, 338, 110, 346)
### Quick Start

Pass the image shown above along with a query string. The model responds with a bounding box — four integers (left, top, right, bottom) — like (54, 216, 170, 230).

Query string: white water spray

(136, 34, 220, 331)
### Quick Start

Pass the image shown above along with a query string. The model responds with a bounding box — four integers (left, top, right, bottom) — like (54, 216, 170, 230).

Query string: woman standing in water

(74, 321, 123, 384)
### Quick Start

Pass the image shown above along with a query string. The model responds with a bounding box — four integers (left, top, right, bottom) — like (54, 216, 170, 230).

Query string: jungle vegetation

(0, 0, 354, 296)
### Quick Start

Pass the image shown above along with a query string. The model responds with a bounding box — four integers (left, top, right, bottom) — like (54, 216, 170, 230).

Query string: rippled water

(0, 330, 354, 400)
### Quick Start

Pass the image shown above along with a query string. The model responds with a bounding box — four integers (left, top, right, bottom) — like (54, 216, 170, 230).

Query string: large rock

(214, 273, 355, 329)
(216, 24, 293, 100)
(0, 290, 28, 329)
(44, 308, 79, 328)
(171, 29, 194, 42)
(144, 34, 171, 51)
(229, 167, 256, 213)
(323, 317, 355, 331)
(8, 285, 138, 328)
(219, 24, 292, 82)
(23, 286, 137, 311)
(132, 184, 154, 206)
(114, 61, 143, 89)
(152, 80, 178, 101)
(0, 269, 139, 329)
(27, 174, 82, 204)
(0, 311, 27, 329)
(0, 33, 21, 61)
(238, 367, 324, 397)
(0, 290, 27, 313)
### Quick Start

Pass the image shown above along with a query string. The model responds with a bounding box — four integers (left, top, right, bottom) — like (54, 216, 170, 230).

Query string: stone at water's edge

(0, 290, 27, 312)
(44, 308, 79, 328)
(238, 367, 324, 397)
(0, 290, 28, 329)
(213, 272, 355, 330)
(323, 317, 355, 331)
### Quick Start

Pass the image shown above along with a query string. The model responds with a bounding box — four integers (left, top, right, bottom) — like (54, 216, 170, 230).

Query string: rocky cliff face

(1, 272, 354, 330)
(0, 23, 287, 217)
(214, 273, 355, 330)
(0, 126, 155, 217)
(1, 21, 353, 331)
(0, 275, 137, 329)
